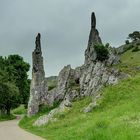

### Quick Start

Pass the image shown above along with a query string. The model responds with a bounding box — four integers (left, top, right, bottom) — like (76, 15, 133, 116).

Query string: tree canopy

(128, 31, 140, 41)
(0, 70, 19, 115)
(0, 55, 30, 115)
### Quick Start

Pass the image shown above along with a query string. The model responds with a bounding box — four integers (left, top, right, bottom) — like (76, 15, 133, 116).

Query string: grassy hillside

(120, 46, 140, 67)
(0, 115, 16, 122)
(113, 45, 140, 75)
(20, 72, 140, 140)
(19, 44, 140, 140)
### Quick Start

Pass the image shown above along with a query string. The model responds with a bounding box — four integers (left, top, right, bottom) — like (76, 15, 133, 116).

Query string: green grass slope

(114, 45, 140, 75)
(0, 115, 16, 122)
(12, 105, 27, 115)
(20, 73, 140, 140)
(120, 47, 140, 67)
(19, 45, 140, 140)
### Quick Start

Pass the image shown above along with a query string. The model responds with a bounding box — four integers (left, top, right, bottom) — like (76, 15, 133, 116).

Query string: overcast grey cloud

(0, 0, 140, 77)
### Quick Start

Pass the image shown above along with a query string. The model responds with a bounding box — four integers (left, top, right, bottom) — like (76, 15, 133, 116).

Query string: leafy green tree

(94, 44, 109, 61)
(128, 31, 140, 41)
(0, 55, 30, 106)
(6, 55, 30, 105)
(0, 70, 19, 115)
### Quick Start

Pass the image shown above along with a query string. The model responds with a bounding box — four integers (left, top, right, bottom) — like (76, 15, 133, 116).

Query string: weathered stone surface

(34, 100, 71, 126)
(85, 12, 102, 65)
(80, 62, 119, 97)
(28, 33, 48, 117)
(91, 12, 96, 28)
(46, 65, 73, 105)
(33, 12, 126, 125)
(46, 65, 81, 105)
(56, 65, 71, 99)
(34, 65, 81, 126)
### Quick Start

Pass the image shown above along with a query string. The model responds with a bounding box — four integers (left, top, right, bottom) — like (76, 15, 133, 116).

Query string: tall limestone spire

(28, 33, 48, 117)
(35, 33, 42, 54)
(85, 12, 102, 64)
(91, 12, 96, 28)
(32, 33, 44, 74)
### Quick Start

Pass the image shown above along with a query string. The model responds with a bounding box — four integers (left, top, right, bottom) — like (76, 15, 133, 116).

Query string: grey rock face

(81, 13, 120, 98)
(28, 33, 48, 117)
(47, 65, 72, 105)
(34, 12, 125, 126)
(80, 62, 119, 97)
(85, 12, 102, 65)
(46, 65, 81, 106)
(91, 12, 96, 28)
(34, 100, 71, 126)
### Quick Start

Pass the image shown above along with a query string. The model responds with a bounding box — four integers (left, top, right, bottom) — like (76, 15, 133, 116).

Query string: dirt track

(0, 119, 45, 140)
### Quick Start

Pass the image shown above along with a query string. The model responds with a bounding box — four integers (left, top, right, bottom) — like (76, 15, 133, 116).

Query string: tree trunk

(6, 108, 10, 116)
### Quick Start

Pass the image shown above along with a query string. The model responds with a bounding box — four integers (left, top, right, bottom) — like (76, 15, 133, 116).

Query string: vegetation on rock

(94, 44, 109, 61)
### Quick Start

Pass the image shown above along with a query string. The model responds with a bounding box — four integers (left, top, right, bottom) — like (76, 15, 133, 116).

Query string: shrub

(128, 31, 140, 41)
(48, 84, 56, 91)
(12, 105, 26, 115)
(105, 43, 110, 48)
(132, 46, 140, 52)
(125, 40, 129, 45)
(94, 44, 109, 61)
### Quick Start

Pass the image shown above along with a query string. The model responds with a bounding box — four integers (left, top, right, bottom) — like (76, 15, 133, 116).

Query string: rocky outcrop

(34, 65, 80, 126)
(34, 99, 71, 126)
(80, 12, 120, 97)
(46, 65, 80, 106)
(80, 62, 119, 97)
(34, 12, 125, 126)
(28, 33, 48, 117)
(85, 12, 102, 65)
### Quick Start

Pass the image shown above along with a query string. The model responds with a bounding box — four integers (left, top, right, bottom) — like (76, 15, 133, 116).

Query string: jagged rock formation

(34, 12, 126, 126)
(28, 33, 48, 117)
(80, 12, 120, 97)
(46, 65, 80, 106)
(85, 12, 102, 65)
(34, 65, 79, 126)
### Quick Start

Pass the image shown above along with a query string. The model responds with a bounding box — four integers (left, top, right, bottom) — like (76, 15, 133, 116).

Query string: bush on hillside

(128, 31, 140, 41)
(132, 46, 140, 52)
(125, 40, 130, 45)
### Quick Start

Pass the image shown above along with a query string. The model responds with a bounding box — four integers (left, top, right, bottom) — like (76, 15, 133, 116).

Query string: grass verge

(12, 104, 27, 115)
(20, 73, 140, 140)
(0, 114, 16, 122)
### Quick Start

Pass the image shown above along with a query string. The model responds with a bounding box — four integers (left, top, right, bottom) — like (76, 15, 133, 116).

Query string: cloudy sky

(0, 0, 140, 78)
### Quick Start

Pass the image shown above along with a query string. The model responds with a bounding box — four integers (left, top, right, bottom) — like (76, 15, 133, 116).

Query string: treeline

(0, 55, 30, 115)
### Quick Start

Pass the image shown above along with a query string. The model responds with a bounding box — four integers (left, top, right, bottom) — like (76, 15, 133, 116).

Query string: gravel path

(0, 119, 45, 140)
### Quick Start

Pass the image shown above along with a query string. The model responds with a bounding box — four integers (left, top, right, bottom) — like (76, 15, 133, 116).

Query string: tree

(125, 40, 129, 45)
(0, 70, 19, 115)
(94, 44, 109, 61)
(0, 55, 30, 106)
(6, 55, 30, 105)
(128, 31, 140, 41)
